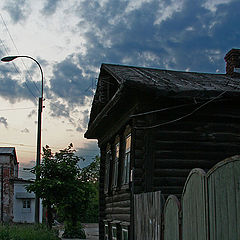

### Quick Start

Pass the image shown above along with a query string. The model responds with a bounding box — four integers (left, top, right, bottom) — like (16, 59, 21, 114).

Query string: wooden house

(85, 49, 240, 240)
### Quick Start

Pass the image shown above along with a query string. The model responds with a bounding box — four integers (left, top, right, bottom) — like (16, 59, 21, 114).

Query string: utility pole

(35, 96, 43, 223)
(1, 55, 44, 224)
(1, 166, 3, 223)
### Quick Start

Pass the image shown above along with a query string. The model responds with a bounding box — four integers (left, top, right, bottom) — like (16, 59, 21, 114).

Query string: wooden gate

(163, 195, 180, 240)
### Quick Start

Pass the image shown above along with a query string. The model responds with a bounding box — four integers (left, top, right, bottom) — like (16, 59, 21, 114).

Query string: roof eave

(85, 85, 125, 139)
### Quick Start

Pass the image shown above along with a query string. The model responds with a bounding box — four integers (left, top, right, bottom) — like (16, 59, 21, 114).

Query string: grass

(0, 224, 60, 240)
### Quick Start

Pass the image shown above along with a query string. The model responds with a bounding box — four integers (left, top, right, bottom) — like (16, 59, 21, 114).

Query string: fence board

(182, 168, 208, 240)
(163, 195, 180, 240)
(134, 191, 164, 240)
(207, 155, 240, 240)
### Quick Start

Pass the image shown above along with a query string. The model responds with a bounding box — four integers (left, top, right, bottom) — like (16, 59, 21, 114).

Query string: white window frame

(104, 149, 111, 193)
(122, 228, 129, 240)
(104, 223, 109, 240)
(122, 134, 131, 184)
(112, 142, 119, 188)
(22, 199, 31, 212)
(112, 226, 117, 240)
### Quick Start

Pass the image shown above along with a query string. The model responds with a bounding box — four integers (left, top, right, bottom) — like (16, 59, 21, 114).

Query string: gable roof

(85, 63, 240, 138)
(0, 147, 18, 164)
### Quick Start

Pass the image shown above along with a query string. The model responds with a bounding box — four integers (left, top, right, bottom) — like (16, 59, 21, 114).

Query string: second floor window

(123, 134, 131, 184)
(104, 149, 111, 193)
(113, 142, 119, 188)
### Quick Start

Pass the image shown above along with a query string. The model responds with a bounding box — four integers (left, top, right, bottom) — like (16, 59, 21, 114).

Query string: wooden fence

(134, 191, 164, 240)
(134, 155, 240, 240)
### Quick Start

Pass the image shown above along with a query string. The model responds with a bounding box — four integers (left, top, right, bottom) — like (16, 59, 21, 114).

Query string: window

(23, 199, 30, 208)
(122, 134, 131, 184)
(104, 148, 112, 193)
(112, 142, 120, 188)
(112, 226, 117, 240)
(122, 228, 129, 240)
(22, 199, 31, 212)
(104, 223, 109, 240)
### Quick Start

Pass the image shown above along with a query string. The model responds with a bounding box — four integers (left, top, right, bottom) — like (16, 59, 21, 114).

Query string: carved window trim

(104, 144, 112, 194)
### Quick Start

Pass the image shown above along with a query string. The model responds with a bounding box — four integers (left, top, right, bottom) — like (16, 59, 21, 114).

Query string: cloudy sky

(0, 0, 239, 177)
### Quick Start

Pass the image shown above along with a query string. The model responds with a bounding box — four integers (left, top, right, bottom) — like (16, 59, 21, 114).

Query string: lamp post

(1, 55, 43, 223)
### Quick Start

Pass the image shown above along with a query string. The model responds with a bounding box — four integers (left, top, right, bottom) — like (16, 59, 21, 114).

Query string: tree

(79, 156, 100, 223)
(27, 144, 86, 238)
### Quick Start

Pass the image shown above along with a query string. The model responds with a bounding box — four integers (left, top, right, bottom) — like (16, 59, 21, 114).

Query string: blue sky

(0, 0, 239, 177)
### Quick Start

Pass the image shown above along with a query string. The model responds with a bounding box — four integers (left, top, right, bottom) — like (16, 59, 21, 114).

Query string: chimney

(224, 48, 240, 77)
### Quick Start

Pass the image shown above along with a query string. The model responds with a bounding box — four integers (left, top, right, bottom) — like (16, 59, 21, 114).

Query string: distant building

(85, 49, 240, 239)
(0, 147, 42, 223)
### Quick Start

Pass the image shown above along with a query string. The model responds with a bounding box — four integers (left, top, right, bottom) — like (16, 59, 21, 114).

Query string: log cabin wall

(133, 98, 240, 199)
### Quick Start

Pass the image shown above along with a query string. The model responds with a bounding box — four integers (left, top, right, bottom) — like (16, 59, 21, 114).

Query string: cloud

(41, 0, 62, 16)
(0, 64, 40, 104)
(28, 109, 37, 118)
(3, 0, 30, 23)
(50, 55, 94, 106)
(68, 0, 240, 75)
(49, 100, 70, 118)
(76, 140, 99, 167)
(21, 128, 30, 133)
(0, 117, 8, 128)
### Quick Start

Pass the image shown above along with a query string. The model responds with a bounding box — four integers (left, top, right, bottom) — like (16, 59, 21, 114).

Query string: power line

(0, 13, 40, 95)
(134, 90, 228, 129)
(0, 141, 98, 153)
(0, 107, 36, 111)
(0, 14, 39, 102)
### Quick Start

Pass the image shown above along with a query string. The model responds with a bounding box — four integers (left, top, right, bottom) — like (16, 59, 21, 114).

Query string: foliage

(79, 156, 100, 223)
(0, 224, 59, 240)
(26, 144, 100, 237)
(80, 155, 100, 182)
(62, 222, 85, 238)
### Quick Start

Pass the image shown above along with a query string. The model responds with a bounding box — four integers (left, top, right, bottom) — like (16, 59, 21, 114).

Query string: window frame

(122, 133, 131, 185)
(122, 228, 129, 240)
(112, 225, 117, 240)
(104, 144, 112, 194)
(22, 199, 31, 212)
(112, 137, 120, 189)
(104, 222, 109, 240)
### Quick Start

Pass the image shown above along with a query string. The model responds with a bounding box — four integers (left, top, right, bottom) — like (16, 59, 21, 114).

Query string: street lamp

(1, 55, 43, 223)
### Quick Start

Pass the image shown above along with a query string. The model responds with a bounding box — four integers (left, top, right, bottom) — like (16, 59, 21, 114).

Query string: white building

(13, 178, 43, 223)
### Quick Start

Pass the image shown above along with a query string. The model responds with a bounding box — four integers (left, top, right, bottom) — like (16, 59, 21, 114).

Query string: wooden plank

(163, 195, 180, 240)
(182, 168, 208, 240)
(134, 191, 164, 240)
(207, 155, 240, 240)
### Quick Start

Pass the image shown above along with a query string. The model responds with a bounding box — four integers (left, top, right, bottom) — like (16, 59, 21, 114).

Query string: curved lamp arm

(1, 55, 44, 98)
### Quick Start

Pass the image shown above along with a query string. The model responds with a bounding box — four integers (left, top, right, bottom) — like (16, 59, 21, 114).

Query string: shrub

(62, 221, 86, 239)
(0, 224, 59, 240)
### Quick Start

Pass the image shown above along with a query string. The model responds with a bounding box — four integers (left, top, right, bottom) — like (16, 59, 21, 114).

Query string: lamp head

(1, 56, 19, 62)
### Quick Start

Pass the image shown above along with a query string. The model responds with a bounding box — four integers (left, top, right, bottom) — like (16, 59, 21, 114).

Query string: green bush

(62, 221, 86, 239)
(0, 224, 59, 240)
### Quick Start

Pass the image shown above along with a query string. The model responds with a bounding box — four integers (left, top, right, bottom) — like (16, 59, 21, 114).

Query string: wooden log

(105, 214, 130, 222)
(154, 177, 187, 186)
(154, 168, 191, 177)
(154, 140, 240, 152)
(105, 207, 130, 214)
(105, 200, 130, 208)
(154, 159, 212, 169)
(105, 192, 130, 203)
